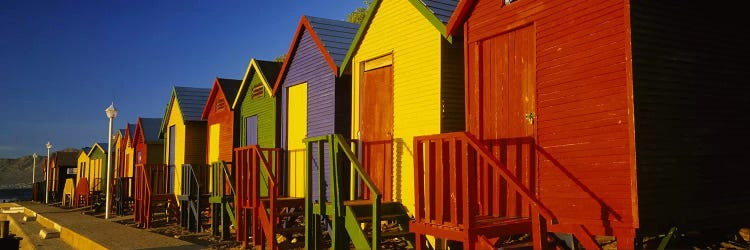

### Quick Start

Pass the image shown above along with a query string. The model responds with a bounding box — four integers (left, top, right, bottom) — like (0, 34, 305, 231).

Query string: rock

(739, 228, 750, 242)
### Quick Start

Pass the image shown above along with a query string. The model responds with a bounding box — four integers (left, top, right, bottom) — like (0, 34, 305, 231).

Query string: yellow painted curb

(24, 208, 108, 250)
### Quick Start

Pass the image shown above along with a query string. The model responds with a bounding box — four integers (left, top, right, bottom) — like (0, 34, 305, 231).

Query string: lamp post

(32, 153, 37, 187)
(45, 142, 51, 204)
(105, 103, 118, 219)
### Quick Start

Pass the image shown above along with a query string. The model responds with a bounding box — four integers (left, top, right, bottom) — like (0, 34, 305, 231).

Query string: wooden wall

(206, 89, 235, 163)
(464, 0, 634, 235)
(631, 1, 750, 233)
(239, 72, 278, 148)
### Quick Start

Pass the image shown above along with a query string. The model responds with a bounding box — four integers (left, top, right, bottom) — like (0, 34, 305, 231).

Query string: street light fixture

(104, 103, 118, 219)
(45, 142, 51, 204)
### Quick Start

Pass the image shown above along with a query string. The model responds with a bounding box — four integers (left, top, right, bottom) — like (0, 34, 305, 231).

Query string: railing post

(414, 137, 424, 224)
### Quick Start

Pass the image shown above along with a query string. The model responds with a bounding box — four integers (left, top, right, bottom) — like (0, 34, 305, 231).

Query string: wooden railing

(134, 164, 171, 228)
(305, 134, 383, 249)
(180, 164, 210, 232)
(234, 145, 282, 246)
(115, 177, 134, 215)
(209, 161, 236, 240)
(414, 132, 555, 231)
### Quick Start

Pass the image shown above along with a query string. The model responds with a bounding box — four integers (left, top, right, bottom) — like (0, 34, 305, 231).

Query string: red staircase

(134, 164, 180, 228)
(411, 132, 556, 249)
(234, 145, 305, 249)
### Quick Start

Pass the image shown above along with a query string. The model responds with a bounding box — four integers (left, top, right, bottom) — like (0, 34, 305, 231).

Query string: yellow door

(287, 83, 307, 197)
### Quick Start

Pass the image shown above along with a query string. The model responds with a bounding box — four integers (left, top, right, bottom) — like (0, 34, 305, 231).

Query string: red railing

(234, 145, 281, 247)
(134, 164, 171, 228)
(413, 132, 554, 230)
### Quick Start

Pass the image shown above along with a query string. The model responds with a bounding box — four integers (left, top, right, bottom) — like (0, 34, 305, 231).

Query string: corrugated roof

(216, 78, 243, 104)
(421, 0, 459, 24)
(174, 86, 211, 121)
(140, 118, 163, 143)
(305, 16, 360, 67)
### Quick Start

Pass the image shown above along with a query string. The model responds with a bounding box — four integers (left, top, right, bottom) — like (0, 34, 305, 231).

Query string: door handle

(524, 112, 535, 125)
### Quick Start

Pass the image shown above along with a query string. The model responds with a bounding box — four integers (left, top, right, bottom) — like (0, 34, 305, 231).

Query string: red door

(468, 25, 536, 217)
(361, 64, 394, 201)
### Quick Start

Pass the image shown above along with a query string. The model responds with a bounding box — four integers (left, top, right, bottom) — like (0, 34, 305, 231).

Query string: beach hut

(115, 123, 137, 215)
(230, 58, 282, 244)
(200, 77, 242, 234)
(133, 117, 164, 165)
(135, 86, 210, 229)
(49, 151, 79, 203)
(125, 124, 136, 176)
(202, 77, 242, 165)
(160, 86, 210, 200)
(73, 147, 91, 207)
(87, 143, 108, 194)
(405, 0, 750, 248)
(269, 15, 358, 249)
(114, 129, 126, 178)
(299, 0, 463, 248)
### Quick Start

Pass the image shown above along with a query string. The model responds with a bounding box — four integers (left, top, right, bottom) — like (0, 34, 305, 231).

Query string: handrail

(413, 132, 556, 231)
(304, 134, 382, 249)
(250, 145, 280, 247)
(222, 163, 235, 196)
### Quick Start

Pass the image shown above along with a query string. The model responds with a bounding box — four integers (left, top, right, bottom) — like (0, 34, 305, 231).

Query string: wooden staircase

(305, 134, 415, 249)
(114, 176, 135, 215)
(209, 161, 237, 240)
(235, 145, 306, 249)
(411, 132, 556, 249)
(134, 164, 180, 229)
(180, 164, 211, 232)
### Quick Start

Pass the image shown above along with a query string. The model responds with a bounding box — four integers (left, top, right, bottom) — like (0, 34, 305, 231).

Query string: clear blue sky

(0, 0, 364, 158)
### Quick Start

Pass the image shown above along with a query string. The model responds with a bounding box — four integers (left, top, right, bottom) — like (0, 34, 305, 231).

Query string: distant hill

(0, 148, 80, 189)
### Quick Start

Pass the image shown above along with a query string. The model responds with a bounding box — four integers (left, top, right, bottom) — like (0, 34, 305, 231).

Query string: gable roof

(272, 15, 359, 96)
(339, 0, 459, 75)
(445, 0, 475, 36)
(78, 147, 91, 159)
(137, 117, 163, 143)
(201, 77, 243, 119)
(88, 142, 108, 156)
(116, 129, 126, 139)
(160, 86, 211, 136)
(232, 58, 283, 109)
(127, 123, 136, 141)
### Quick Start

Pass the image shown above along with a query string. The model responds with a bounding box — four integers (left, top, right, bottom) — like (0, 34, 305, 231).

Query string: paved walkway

(8, 201, 207, 250)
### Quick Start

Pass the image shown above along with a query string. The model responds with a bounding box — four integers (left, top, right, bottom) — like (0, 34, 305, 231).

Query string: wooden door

(245, 116, 258, 146)
(469, 25, 536, 217)
(287, 83, 307, 198)
(361, 65, 394, 201)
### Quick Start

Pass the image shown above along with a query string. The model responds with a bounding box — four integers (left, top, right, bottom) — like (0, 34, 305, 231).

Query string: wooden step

(372, 230, 413, 240)
(355, 213, 408, 222)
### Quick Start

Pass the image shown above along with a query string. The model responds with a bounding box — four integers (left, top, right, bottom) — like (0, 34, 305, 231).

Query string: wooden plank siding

(630, 2, 750, 233)
(462, 0, 634, 235)
(162, 86, 210, 198)
(134, 117, 164, 166)
(349, 0, 462, 212)
(203, 78, 242, 164)
(235, 59, 282, 149)
(275, 16, 356, 199)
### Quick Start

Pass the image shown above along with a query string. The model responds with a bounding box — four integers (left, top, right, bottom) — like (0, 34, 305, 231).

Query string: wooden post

(0, 220, 9, 239)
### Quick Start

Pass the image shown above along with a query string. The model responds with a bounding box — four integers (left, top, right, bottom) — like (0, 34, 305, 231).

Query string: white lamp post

(32, 153, 38, 187)
(105, 103, 118, 219)
(45, 142, 51, 204)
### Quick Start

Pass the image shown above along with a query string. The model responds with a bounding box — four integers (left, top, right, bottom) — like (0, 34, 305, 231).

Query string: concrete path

(9, 201, 207, 250)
